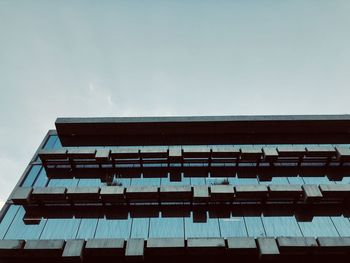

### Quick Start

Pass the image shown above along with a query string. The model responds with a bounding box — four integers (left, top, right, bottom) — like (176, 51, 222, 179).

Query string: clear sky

(0, 0, 350, 207)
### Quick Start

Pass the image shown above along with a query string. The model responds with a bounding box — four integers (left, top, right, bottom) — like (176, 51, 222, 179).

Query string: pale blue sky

(0, 0, 350, 205)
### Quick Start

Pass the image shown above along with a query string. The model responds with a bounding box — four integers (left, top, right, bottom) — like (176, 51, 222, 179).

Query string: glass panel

(130, 218, 149, 238)
(302, 176, 334, 184)
(0, 205, 20, 239)
(4, 207, 47, 240)
(48, 178, 79, 187)
(76, 218, 98, 239)
(185, 211, 220, 238)
(190, 178, 206, 185)
(43, 135, 58, 150)
(331, 216, 350, 237)
(33, 168, 48, 187)
(228, 176, 259, 185)
(149, 213, 184, 238)
(259, 177, 289, 184)
(52, 138, 62, 149)
(131, 178, 160, 186)
(244, 216, 266, 237)
(288, 176, 304, 184)
(40, 218, 81, 239)
(94, 216, 132, 239)
(298, 216, 339, 237)
(113, 177, 131, 187)
(262, 215, 302, 237)
(77, 179, 102, 187)
(21, 165, 42, 187)
(219, 214, 247, 237)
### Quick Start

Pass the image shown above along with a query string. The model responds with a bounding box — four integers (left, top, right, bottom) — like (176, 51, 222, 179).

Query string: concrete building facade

(1, 115, 350, 262)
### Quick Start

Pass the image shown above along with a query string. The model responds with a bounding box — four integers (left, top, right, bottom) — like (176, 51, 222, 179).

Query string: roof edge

(56, 114, 350, 124)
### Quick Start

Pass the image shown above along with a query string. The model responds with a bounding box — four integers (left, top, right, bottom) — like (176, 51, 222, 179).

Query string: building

(1, 115, 350, 262)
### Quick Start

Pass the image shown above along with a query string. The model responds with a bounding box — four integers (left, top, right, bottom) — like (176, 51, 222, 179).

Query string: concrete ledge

(240, 148, 262, 161)
(159, 186, 192, 201)
(277, 237, 317, 255)
(262, 147, 278, 162)
(0, 240, 24, 257)
(317, 237, 350, 254)
(305, 146, 336, 157)
(125, 239, 144, 261)
(62, 239, 85, 262)
(336, 147, 350, 162)
(187, 238, 226, 255)
(100, 186, 125, 202)
(277, 146, 306, 157)
(85, 238, 124, 257)
(226, 237, 258, 255)
(257, 238, 280, 259)
(67, 149, 96, 159)
(146, 238, 185, 255)
(95, 149, 111, 161)
(126, 186, 159, 202)
(319, 184, 350, 198)
(193, 186, 210, 202)
(302, 185, 323, 202)
(235, 185, 268, 199)
(66, 187, 100, 202)
(11, 187, 33, 205)
(268, 184, 302, 200)
(32, 187, 67, 203)
(210, 185, 234, 201)
(24, 239, 65, 258)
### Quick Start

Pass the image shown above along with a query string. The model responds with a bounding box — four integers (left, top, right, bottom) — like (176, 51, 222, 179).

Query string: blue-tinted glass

(149, 214, 184, 238)
(302, 176, 334, 184)
(161, 176, 190, 185)
(52, 138, 62, 149)
(0, 205, 20, 239)
(21, 165, 42, 187)
(259, 177, 289, 184)
(43, 135, 58, 150)
(78, 179, 102, 187)
(40, 218, 81, 239)
(132, 178, 160, 186)
(48, 178, 79, 187)
(113, 177, 131, 187)
(95, 217, 132, 239)
(335, 177, 350, 184)
(288, 176, 304, 184)
(33, 168, 48, 187)
(130, 218, 149, 238)
(219, 215, 247, 237)
(76, 218, 98, 239)
(206, 178, 229, 185)
(333, 144, 350, 147)
(185, 211, 220, 238)
(331, 216, 350, 236)
(228, 176, 259, 185)
(262, 216, 302, 237)
(298, 216, 339, 237)
(190, 178, 206, 185)
(4, 207, 47, 240)
(244, 216, 266, 237)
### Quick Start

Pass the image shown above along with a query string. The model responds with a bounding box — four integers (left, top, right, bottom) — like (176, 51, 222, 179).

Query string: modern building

(1, 115, 350, 262)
